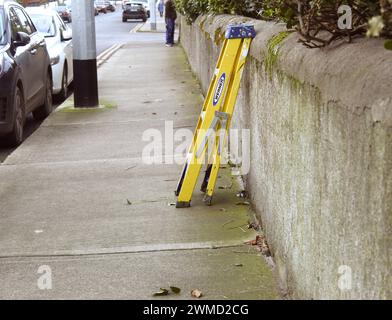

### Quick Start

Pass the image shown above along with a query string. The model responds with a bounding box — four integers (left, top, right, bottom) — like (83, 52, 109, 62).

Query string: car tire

(33, 73, 53, 121)
(122, 18, 127, 22)
(143, 18, 147, 22)
(56, 65, 68, 102)
(4, 86, 25, 147)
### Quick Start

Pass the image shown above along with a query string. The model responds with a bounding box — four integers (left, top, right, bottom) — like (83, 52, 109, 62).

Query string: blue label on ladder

(213, 73, 226, 106)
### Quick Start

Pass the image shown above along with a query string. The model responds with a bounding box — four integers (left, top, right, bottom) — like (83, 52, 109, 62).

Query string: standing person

(165, 0, 177, 47)
(158, 0, 164, 18)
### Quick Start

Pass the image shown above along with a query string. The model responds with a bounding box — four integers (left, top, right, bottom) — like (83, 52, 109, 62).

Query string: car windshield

(0, 8, 6, 46)
(29, 14, 56, 37)
(56, 6, 67, 11)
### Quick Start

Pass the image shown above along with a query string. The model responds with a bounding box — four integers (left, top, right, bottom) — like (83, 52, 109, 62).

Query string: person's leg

(168, 19, 175, 45)
(165, 18, 170, 44)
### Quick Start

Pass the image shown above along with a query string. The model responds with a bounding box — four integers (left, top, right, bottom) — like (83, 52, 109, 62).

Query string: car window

(55, 14, 67, 32)
(0, 8, 6, 45)
(9, 8, 25, 39)
(29, 14, 56, 37)
(12, 7, 35, 35)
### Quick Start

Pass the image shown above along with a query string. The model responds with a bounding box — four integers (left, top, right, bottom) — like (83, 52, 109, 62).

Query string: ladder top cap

(225, 24, 256, 39)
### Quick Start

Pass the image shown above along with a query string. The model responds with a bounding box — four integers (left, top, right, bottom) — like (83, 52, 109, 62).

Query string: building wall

(180, 14, 392, 299)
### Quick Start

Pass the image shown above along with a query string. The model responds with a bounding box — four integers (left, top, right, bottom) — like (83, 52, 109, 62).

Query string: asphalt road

(0, 5, 141, 163)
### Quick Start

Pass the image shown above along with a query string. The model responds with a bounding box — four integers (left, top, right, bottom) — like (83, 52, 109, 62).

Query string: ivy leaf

(384, 40, 392, 51)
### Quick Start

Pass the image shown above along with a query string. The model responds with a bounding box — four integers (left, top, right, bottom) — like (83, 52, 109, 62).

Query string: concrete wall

(180, 14, 392, 299)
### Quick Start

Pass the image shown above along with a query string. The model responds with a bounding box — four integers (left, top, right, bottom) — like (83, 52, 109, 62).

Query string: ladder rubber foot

(176, 201, 191, 208)
(203, 195, 213, 206)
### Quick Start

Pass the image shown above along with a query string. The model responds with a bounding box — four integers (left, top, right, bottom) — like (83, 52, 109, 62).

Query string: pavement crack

(0, 241, 246, 261)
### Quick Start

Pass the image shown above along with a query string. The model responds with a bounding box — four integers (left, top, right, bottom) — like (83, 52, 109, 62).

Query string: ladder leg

(200, 164, 213, 193)
(203, 143, 222, 206)
(176, 155, 205, 207)
(175, 161, 188, 196)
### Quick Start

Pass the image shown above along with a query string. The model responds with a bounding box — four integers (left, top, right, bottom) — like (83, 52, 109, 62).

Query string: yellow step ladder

(175, 24, 256, 208)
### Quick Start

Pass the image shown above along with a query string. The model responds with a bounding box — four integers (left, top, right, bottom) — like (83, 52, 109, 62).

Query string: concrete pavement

(0, 34, 279, 299)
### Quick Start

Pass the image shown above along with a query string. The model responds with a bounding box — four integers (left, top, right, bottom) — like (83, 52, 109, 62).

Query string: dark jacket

(165, 0, 177, 20)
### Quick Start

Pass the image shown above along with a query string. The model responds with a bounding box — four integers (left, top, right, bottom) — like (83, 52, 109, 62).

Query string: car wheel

(122, 18, 127, 22)
(57, 65, 68, 102)
(33, 73, 53, 121)
(4, 86, 25, 147)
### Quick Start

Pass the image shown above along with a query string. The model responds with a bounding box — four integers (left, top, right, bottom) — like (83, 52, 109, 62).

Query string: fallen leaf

(244, 235, 261, 246)
(191, 289, 203, 298)
(170, 286, 181, 294)
(234, 263, 243, 267)
(236, 201, 250, 206)
(153, 288, 169, 296)
(126, 199, 132, 205)
(247, 221, 260, 230)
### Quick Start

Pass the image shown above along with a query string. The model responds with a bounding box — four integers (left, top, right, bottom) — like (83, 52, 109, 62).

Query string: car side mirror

(13, 32, 30, 47)
(61, 28, 72, 41)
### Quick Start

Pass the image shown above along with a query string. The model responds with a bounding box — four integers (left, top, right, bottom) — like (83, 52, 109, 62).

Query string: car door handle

(29, 48, 37, 55)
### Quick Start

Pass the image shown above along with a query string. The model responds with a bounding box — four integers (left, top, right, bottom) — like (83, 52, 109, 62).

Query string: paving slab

(0, 248, 277, 300)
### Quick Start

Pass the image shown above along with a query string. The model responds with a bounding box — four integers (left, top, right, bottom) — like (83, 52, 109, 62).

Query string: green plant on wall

(175, 0, 392, 48)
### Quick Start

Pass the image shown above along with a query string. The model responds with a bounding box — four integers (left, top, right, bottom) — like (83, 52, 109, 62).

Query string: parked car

(105, 1, 116, 12)
(55, 5, 72, 23)
(0, 0, 52, 146)
(122, 3, 147, 22)
(124, 0, 149, 18)
(26, 7, 73, 102)
(95, 0, 108, 14)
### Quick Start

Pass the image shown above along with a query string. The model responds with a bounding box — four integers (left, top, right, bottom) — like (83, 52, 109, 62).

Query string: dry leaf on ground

(191, 289, 203, 298)
(170, 286, 181, 294)
(153, 288, 169, 296)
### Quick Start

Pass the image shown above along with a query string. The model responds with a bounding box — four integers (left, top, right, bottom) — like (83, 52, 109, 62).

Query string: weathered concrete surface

(0, 40, 278, 299)
(180, 14, 392, 299)
(0, 248, 275, 300)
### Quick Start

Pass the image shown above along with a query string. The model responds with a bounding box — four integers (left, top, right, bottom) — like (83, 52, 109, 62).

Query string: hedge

(174, 0, 392, 48)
